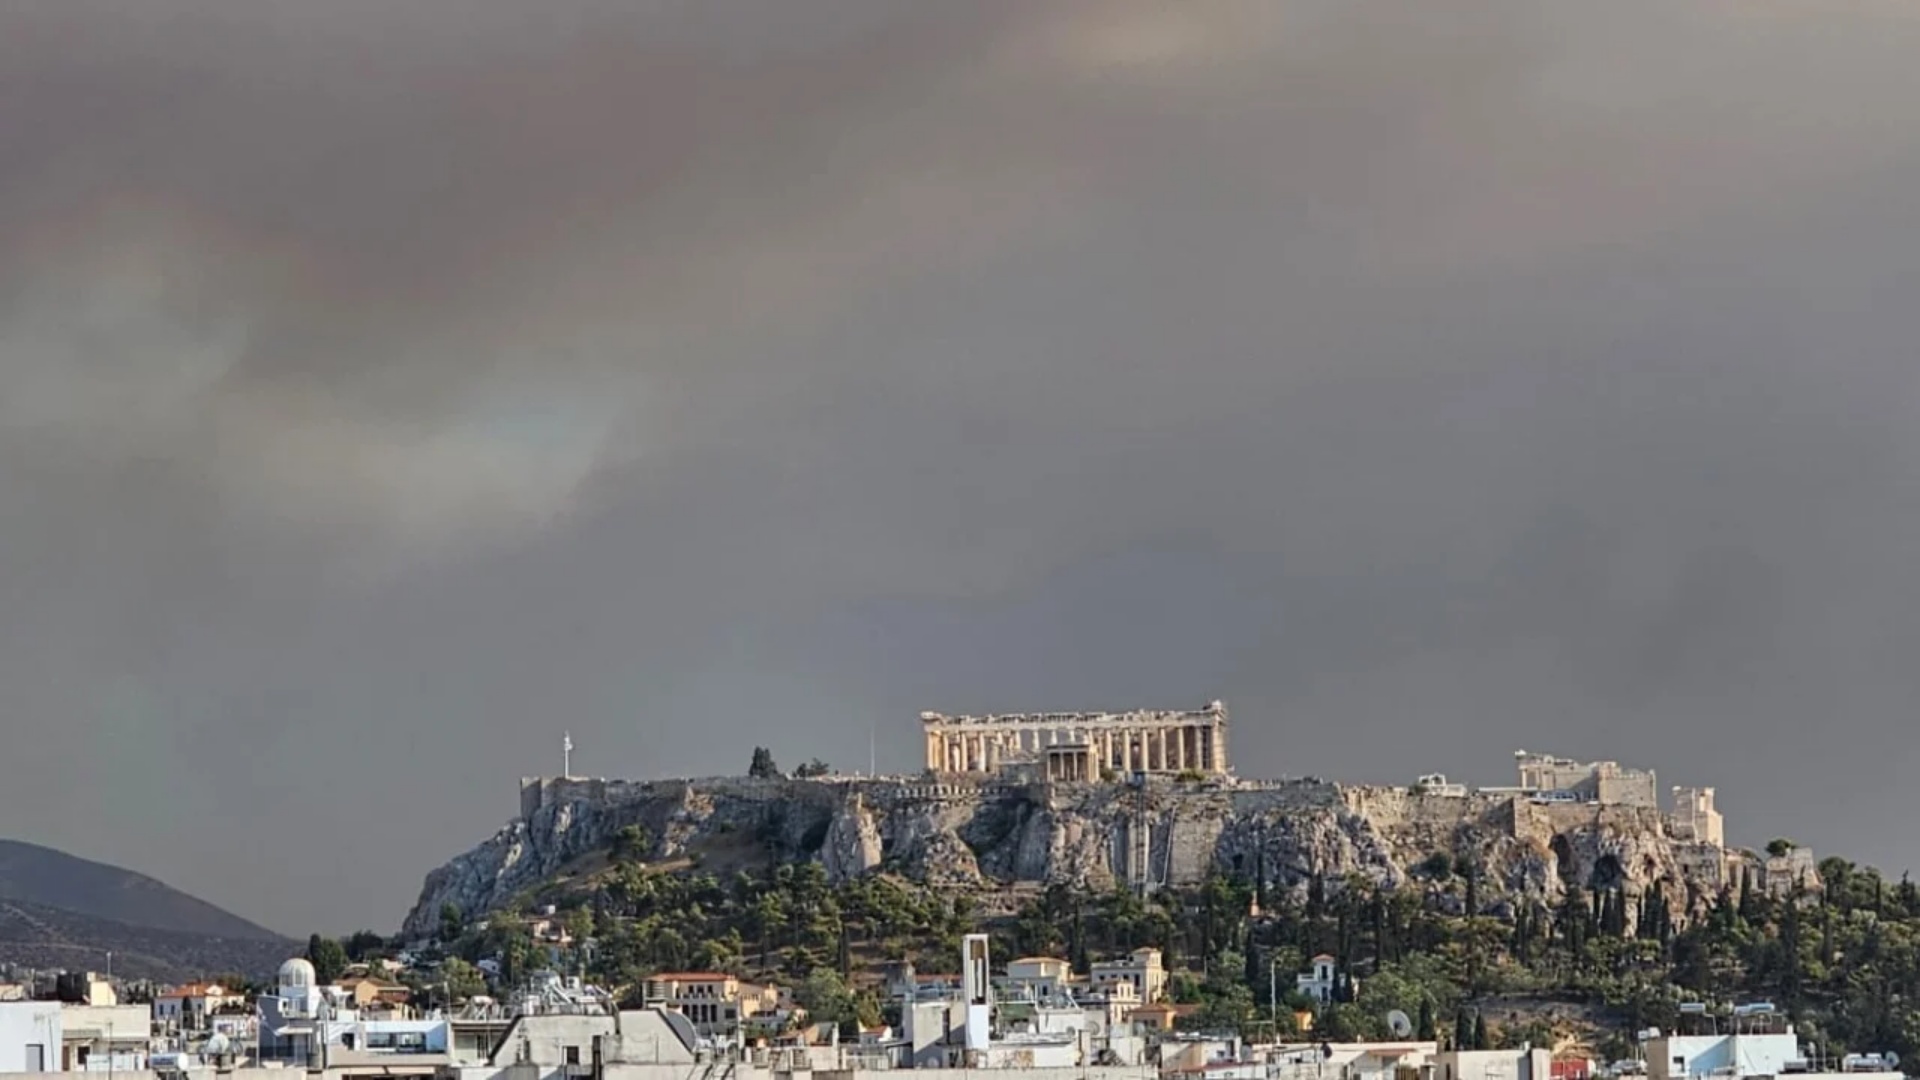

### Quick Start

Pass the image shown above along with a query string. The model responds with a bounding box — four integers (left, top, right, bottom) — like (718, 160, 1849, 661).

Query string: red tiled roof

(167, 983, 226, 997)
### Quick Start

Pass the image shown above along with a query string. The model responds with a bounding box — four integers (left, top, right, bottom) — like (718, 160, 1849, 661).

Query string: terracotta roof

(165, 980, 222, 999)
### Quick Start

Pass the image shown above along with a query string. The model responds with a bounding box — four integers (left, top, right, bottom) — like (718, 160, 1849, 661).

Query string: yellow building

(643, 973, 781, 1037)
(1090, 947, 1168, 1003)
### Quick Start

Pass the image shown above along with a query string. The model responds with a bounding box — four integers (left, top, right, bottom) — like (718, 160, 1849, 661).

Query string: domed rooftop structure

(278, 957, 316, 989)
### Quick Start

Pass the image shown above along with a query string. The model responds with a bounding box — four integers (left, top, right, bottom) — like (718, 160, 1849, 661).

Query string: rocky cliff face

(401, 774, 1731, 939)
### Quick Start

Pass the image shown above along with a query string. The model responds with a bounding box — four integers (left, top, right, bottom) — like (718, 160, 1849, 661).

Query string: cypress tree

(1417, 998, 1437, 1041)
(1371, 893, 1387, 965)
(1454, 1010, 1473, 1050)
(1473, 1012, 1489, 1051)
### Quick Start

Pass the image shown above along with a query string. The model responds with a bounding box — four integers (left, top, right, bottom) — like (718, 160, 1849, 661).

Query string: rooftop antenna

(563, 732, 574, 779)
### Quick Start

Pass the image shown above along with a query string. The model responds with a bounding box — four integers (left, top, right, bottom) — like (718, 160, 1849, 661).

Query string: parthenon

(920, 701, 1230, 780)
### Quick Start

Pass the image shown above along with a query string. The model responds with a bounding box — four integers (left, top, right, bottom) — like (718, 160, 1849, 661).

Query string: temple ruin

(920, 701, 1230, 780)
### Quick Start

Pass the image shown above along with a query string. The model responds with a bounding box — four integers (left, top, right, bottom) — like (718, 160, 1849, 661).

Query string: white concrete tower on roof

(274, 957, 322, 1022)
(278, 958, 315, 989)
(922, 700, 1230, 778)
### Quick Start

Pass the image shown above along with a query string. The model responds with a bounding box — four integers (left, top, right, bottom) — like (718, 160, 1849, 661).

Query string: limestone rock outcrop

(401, 773, 1731, 939)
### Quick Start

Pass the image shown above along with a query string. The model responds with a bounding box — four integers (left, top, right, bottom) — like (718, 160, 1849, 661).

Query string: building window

(566, 1046, 581, 1066)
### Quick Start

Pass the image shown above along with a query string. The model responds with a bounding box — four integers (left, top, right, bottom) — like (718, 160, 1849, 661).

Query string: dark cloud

(5, 0, 1920, 933)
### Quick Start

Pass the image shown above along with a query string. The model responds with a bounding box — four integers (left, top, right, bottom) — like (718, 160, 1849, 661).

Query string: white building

(1294, 954, 1354, 1005)
(0, 1001, 62, 1073)
(1269, 1041, 1438, 1080)
(1004, 958, 1073, 1001)
(58, 1005, 151, 1072)
(1647, 1029, 1901, 1080)
(1433, 1047, 1554, 1080)
(154, 983, 247, 1033)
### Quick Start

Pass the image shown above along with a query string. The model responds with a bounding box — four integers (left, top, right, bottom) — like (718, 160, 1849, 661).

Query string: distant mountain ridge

(0, 897, 292, 982)
(0, 838, 283, 944)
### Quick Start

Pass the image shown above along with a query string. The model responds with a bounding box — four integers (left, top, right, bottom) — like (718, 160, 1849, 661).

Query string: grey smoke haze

(5, 0, 1920, 934)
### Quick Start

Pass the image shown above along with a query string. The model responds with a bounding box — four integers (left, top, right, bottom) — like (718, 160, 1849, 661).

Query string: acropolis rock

(403, 756, 1757, 939)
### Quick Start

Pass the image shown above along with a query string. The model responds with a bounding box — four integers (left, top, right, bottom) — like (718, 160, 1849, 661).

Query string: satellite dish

(1387, 1010, 1414, 1038)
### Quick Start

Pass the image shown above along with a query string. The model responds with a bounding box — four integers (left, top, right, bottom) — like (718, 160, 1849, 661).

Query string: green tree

(613, 824, 654, 863)
(307, 934, 349, 984)
(749, 747, 782, 779)
(1473, 1012, 1489, 1050)
(794, 759, 833, 778)
(796, 968, 862, 1035)
(442, 957, 486, 1001)
(1318, 1003, 1366, 1041)
(344, 930, 386, 962)
(565, 906, 596, 947)
(439, 903, 465, 943)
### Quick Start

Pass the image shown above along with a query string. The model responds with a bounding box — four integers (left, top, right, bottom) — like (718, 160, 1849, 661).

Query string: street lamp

(1269, 957, 1282, 1024)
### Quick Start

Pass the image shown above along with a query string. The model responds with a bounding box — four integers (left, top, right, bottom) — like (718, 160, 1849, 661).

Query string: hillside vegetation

(443, 830, 1920, 1062)
(0, 897, 292, 982)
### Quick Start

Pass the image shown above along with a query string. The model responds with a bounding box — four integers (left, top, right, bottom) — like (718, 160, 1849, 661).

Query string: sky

(6, 0, 1920, 936)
